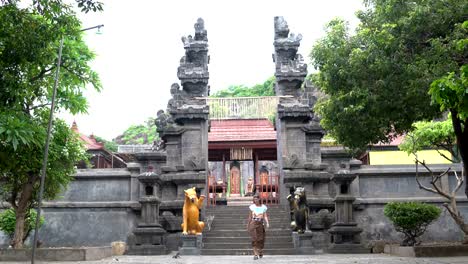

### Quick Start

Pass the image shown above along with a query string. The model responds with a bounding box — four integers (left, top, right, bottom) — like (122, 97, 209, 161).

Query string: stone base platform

(384, 244, 468, 257)
(327, 243, 371, 253)
(0, 246, 112, 261)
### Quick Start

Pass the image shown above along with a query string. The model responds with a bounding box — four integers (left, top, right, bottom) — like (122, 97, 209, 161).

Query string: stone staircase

(201, 205, 295, 255)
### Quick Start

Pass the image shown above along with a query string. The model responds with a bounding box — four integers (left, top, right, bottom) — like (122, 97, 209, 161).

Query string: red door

(230, 166, 240, 195)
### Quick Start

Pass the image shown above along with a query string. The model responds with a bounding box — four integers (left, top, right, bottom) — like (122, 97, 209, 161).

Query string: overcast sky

(60, 0, 364, 141)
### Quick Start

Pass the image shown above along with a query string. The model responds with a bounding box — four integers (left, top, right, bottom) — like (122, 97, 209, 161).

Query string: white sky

(60, 0, 364, 141)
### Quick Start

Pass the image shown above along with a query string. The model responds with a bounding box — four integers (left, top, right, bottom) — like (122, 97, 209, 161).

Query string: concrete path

(1, 254, 468, 264)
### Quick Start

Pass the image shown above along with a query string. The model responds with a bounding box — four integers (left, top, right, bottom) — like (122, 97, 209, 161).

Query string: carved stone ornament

(151, 139, 166, 151)
(184, 155, 206, 171)
(283, 153, 303, 169)
(155, 110, 175, 133)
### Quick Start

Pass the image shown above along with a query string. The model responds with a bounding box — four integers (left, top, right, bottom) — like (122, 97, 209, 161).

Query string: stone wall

(355, 164, 467, 245)
(1, 164, 467, 248)
(0, 168, 139, 248)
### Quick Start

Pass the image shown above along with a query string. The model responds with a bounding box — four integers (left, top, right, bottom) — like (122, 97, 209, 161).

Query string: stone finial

(194, 18, 207, 41)
(274, 16, 289, 39)
(273, 16, 307, 97)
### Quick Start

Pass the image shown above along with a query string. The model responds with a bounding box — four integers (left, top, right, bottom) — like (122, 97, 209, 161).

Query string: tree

(114, 118, 158, 145)
(211, 77, 275, 97)
(399, 118, 459, 162)
(0, 1, 101, 248)
(384, 202, 441, 246)
(412, 152, 468, 244)
(400, 122, 468, 243)
(94, 135, 118, 152)
(310, 0, 468, 195)
(429, 63, 468, 188)
(0, 208, 45, 244)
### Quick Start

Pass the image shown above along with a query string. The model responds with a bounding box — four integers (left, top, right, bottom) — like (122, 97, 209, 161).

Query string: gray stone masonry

(127, 172, 167, 255)
(328, 163, 368, 253)
(292, 231, 315, 254)
(179, 234, 203, 255)
(2, 254, 468, 264)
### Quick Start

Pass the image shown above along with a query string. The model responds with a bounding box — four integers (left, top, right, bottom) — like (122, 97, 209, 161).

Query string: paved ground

(1, 254, 468, 264)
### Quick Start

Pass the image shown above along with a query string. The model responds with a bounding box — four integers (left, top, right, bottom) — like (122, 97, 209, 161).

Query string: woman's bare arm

(264, 212, 270, 228)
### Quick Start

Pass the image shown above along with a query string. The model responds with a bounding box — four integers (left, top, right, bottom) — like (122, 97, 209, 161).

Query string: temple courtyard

(1, 254, 468, 264)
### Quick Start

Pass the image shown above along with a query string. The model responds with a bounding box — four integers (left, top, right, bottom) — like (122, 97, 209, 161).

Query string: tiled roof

(209, 119, 276, 142)
(373, 134, 405, 147)
(71, 121, 104, 150)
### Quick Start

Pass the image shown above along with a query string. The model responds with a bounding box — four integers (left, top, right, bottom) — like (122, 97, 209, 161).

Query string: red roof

(71, 121, 104, 150)
(209, 119, 276, 142)
(373, 134, 405, 147)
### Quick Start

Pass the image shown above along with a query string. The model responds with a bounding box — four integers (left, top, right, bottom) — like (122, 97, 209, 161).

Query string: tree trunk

(445, 199, 468, 244)
(11, 207, 27, 249)
(450, 112, 468, 198)
(11, 177, 35, 249)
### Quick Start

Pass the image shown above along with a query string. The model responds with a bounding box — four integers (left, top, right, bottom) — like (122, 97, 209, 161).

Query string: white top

(249, 204, 268, 217)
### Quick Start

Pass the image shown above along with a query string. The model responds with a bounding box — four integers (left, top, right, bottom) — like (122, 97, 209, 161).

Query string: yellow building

(367, 135, 452, 165)
(321, 135, 453, 165)
(368, 149, 452, 165)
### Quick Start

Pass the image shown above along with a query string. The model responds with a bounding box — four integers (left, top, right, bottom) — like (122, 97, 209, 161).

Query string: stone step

(205, 211, 290, 216)
(202, 236, 293, 243)
(205, 215, 290, 220)
(203, 242, 294, 250)
(206, 210, 290, 214)
(203, 229, 292, 237)
(210, 217, 288, 222)
(209, 220, 290, 226)
(205, 211, 290, 215)
(201, 248, 296, 255)
(202, 203, 295, 255)
(210, 224, 291, 230)
(206, 205, 287, 210)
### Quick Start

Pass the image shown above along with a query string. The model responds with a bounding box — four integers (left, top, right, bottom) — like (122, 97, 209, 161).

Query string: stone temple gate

(153, 16, 329, 205)
(1, 16, 465, 256)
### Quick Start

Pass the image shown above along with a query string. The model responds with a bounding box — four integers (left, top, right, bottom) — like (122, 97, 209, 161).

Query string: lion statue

(181, 187, 205, 235)
(287, 187, 310, 233)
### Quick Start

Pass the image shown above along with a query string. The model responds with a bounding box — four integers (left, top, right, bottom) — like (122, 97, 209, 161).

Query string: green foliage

(310, 0, 467, 153)
(0, 208, 45, 239)
(0, 0, 101, 248)
(430, 64, 468, 121)
(267, 112, 276, 128)
(114, 118, 158, 145)
(399, 118, 459, 162)
(0, 1, 96, 200)
(384, 202, 441, 246)
(94, 135, 118, 152)
(211, 77, 275, 97)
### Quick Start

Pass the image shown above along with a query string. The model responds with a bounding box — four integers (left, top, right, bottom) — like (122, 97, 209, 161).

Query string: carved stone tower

(273, 17, 327, 204)
(156, 17, 209, 194)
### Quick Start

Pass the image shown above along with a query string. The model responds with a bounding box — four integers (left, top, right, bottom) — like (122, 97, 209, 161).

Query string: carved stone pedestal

(127, 174, 168, 255)
(179, 234, 203, 255)
(310, 231, 330, 252)
(292, 231, 315, 254)
(327, 169, 369, 253)
(127, 227, 167, 255)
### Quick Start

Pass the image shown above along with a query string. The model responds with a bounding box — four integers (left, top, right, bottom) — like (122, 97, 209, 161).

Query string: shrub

(0, 208, 45, 242)
(384, 202, 441, 246)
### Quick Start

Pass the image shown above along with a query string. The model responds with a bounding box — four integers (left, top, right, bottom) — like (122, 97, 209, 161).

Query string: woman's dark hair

(253, 194, 260, 199)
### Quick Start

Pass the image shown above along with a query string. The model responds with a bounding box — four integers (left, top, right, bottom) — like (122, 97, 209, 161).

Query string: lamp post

(31, 24, 104, 264)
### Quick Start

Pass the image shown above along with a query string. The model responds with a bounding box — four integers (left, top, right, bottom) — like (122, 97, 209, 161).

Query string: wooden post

(222, 154, 226, 197)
